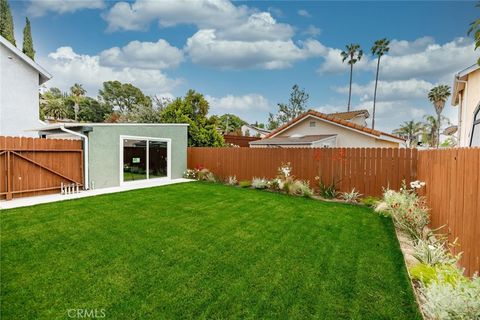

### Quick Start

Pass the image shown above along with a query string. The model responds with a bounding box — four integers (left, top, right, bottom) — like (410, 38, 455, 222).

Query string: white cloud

(333, 79, 434, 102)
(99, 39, 183, 70)
(317, 37, 476, 82)
(40, 47, 180, 96)
(380, 37, 476, 80)
(27, 0, 104, 17)
(388, 36, 435, 56)
(302, 25, 321, 37)
(297, 9, 311, 17)
(104, 0, 248, 32)
(216, 12, 294, 41)
(317, 47, 372, 74)
(206, 93, 271, 122)
(185, 30, 326, 69)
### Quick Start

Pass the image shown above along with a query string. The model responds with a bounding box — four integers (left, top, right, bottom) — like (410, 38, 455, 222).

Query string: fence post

(6, 150, 12, 200)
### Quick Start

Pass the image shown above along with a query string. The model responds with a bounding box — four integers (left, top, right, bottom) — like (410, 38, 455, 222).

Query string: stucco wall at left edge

(87, 125, 188, 189)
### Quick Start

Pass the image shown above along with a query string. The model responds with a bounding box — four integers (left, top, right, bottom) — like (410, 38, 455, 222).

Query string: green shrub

(413, 238, 460, 266)
(409, 264, 465, 286)
(317, 179, 338, 199)
(340, 188, 362, 203)
(419, 274, 480, 319)
(197, 169, 216, 182)
(251, 177, 269, 189)
(239, 180, 251, 188)
(360, 196, 380, 207)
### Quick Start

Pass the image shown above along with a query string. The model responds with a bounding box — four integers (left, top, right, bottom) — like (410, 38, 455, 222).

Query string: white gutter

(59, 125, 89, 190)
(455, 79, 468, 145)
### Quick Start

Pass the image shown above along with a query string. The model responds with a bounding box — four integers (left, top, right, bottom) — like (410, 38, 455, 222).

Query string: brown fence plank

(0, 136, 83, 200)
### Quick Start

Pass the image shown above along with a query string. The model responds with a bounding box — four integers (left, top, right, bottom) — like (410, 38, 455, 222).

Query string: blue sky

(9, 0, 479, 132)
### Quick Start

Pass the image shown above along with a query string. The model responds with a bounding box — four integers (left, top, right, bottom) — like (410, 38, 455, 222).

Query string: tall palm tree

(341, 44, 363, 111)
(392, 120, 423, 147)
(427, 85, 451, 148)
(44, 98, 68, 120)
(70, 83, 86, 121)
(371, 38, 390, 130)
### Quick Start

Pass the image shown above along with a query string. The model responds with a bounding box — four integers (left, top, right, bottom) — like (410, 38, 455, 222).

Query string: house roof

(0, 35, 51, 84)
(34, 122, 189, 131)
(263, 110, 405, 142)
(250, 134, 336, 146)
(327, 109, 370, 120)
(452, 63, 480, 105)
(242, 124, 271, 134)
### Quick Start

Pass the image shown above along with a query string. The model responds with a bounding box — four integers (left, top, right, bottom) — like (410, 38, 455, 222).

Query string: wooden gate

(0, 136, 84, 200)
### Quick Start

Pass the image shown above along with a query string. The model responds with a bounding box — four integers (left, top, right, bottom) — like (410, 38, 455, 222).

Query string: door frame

(119, 135, 172, 185)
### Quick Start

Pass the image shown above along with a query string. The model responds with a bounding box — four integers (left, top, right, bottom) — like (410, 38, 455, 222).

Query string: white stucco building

(452, 63, 480, 147)
(0, 35, 51, 137)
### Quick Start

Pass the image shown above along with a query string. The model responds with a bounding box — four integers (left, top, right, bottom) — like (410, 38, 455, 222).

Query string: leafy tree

(98, 81, 151, 116)
(392, 120, 423, 147)
(22, 17, 34, 60)
(0, 0, 15, 46)
(341, 44, 363, 111)
(69, 83, 86, 121)
(214, 113, 247, 134)
(371, 38, 390, 129)
(468, 2, 480, 65)
(77, 97, 112, 122)
(160, 90, 224, 147)
(427, 85, 451, 148)
(268, 84, 309, 130)
(253, 121, 266, 129)
(40, 87, 68, 120)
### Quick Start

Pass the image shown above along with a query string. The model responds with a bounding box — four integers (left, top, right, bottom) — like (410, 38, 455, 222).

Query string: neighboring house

(37, 123, 188, 190)
(452, 63, 480, 147)
(0, 35, 51, 137)
(250, 110, 404, 148)
(241, 124, 271, 138)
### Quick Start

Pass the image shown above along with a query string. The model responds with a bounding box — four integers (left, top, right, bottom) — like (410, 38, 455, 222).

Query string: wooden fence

(0, 136, 84, 200)
(188, 147, 479, 275)
(417, 148, 480, 277)
(188, 147, 418, 196)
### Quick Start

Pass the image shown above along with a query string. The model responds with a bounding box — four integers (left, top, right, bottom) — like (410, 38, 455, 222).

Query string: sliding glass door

(122, 137, 170, 183)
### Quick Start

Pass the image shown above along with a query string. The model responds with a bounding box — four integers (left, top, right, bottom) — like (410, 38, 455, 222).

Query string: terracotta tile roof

(327, 109, 370, 120)
(264, 110, 405, 141)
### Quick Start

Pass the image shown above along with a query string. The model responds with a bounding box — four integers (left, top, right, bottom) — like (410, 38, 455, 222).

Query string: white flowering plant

(226, 175, 238, 185)
(251, 177, 269, 189)
(375, 181, 429, 240)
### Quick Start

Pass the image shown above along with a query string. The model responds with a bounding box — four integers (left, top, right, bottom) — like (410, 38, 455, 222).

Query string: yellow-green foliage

(239, 180, 251, 188)
(410, 264, 465, 286)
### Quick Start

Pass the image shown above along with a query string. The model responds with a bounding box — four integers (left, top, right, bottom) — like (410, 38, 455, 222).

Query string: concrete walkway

(0, 178, 192, 210)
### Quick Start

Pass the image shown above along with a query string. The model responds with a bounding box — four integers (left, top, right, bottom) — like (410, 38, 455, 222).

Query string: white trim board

(119, 135, 172, 185)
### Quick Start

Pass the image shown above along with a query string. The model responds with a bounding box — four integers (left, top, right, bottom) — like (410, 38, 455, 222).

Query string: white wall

(0, 43, 40, 137)
(457, 69, 480, 147)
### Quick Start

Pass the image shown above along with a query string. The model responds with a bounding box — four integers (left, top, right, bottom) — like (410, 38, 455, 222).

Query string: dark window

(309, 121, 316, 127)
(470, 104, 480, 147)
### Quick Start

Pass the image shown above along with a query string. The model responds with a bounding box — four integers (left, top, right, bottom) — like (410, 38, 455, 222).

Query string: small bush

(413, 237, 460, 266)
(419, 274, 480, 319)
(316, 177, 338, 199)
(360, 196, 380, 207)
(226, 175, 238, 186)
(197, 169, 216, 182)
(239, 180, 251, 188)
(410, 264, 465, 286)
(375, 183, 430, 240)
(340, 188, 361, 203)
(287, 180, 313, 198)
(251, 177, 269, 189)
(183, 169, 198, 179)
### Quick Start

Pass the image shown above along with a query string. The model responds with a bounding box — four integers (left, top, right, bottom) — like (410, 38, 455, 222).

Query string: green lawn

(0, 182, 421, 319)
